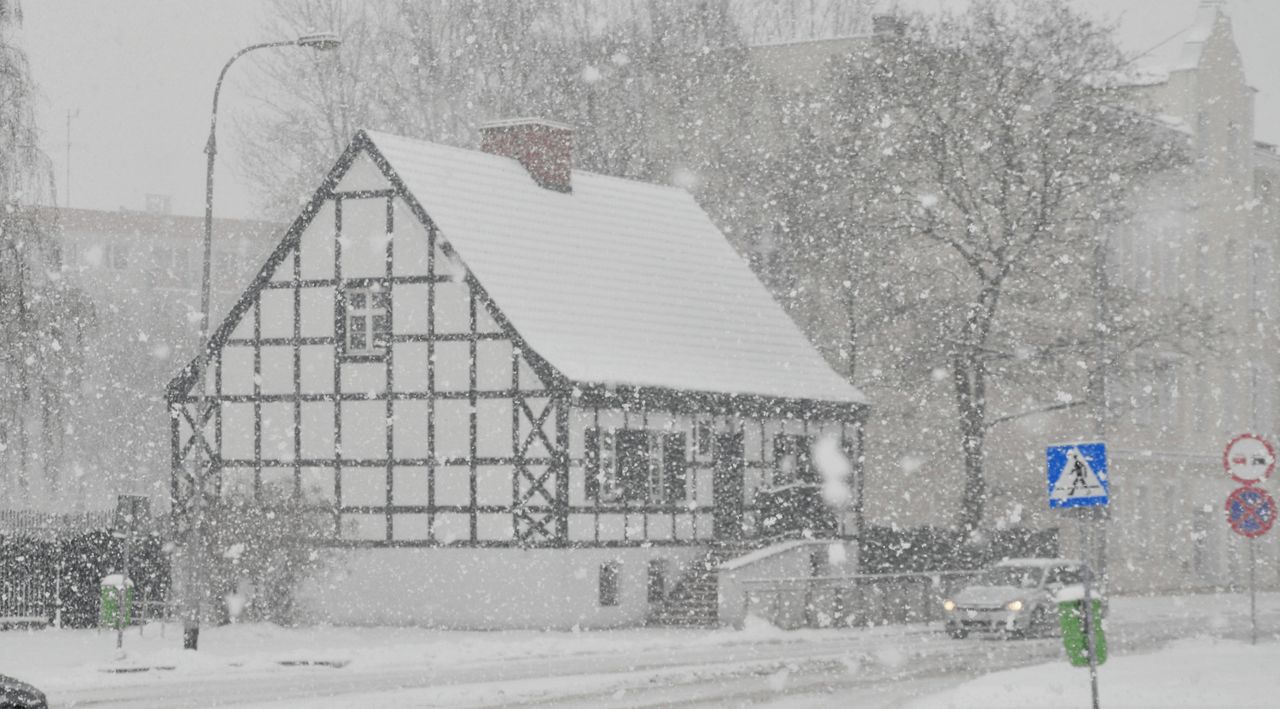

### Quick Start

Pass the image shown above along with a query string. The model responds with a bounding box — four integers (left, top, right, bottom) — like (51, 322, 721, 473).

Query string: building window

(1252, 362, 1274, 431)
(107, 243, 129, 270)
(773, 434, 815, 485)
(694, 420, 715, 457)
(1250, 241, 1272, 314)
(1151, 361, 1179, 433)
(1192, 508, 1210, 577)
(585, 428, 686, 504)
(647, 559, 667, 603)
(599, 561, 621, 607)
(342, 285, 390, 357)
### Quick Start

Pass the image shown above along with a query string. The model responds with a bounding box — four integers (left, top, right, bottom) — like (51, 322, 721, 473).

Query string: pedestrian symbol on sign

(1046, 442, 1109, 509)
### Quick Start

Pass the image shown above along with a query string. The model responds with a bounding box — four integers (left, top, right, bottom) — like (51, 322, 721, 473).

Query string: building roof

(44, 206, 277, 241)
(1125, 2, 1223, 85)
(366, 130, 866, 406)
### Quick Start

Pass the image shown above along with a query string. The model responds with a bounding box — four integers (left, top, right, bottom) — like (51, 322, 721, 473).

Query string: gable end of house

(166, 130, 568, 403)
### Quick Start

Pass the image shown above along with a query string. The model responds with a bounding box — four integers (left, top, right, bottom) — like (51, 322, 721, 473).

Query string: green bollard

(1059, 599, 1106, 667)
(99, 579, 134, 628)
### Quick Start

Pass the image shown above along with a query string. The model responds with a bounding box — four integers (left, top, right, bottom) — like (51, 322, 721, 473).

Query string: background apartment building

(0, 201, 276, 514)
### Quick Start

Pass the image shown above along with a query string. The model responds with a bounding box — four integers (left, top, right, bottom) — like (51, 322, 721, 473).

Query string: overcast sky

(21, 0, 1280, 221)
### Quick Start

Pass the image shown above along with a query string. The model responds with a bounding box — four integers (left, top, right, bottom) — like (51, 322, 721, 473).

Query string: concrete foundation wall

(295, 545, 707, 629)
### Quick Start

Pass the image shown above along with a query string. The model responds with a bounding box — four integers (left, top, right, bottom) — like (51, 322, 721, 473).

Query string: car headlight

(1006, 600, 1024, 612)
(943, 599, 956, 612)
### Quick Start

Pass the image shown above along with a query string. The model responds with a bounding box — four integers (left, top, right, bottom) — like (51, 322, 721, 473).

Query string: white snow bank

(907, 637, 1280, 709)
(99, 574, 133, 588)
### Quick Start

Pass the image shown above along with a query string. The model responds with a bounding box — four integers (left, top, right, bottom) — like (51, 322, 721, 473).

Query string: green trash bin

(99, 575, 134, 628)
(1058, 599, 1107, 667)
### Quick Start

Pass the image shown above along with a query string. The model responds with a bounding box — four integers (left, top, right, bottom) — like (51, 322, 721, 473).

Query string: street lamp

(184, 31, 341, 652)
(199, 31, 342, 340)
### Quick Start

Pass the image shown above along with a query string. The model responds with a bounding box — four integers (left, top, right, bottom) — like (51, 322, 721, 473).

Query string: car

(0, 673, 47, 709)
(941, 558, 1094, 639)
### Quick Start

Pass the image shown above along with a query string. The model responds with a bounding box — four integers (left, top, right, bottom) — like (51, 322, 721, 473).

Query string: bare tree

(238, 0, 781, 218)
(824, 0, 1196, 532)
(0, 7, 92, 505)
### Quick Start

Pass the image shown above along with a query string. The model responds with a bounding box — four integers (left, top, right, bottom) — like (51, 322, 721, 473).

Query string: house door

(713, 433, 745, 540)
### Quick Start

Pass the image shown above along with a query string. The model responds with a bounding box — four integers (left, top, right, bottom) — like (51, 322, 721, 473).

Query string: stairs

(648, 546, 754, 627)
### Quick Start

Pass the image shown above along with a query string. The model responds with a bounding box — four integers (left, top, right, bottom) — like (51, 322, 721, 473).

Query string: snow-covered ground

(0, 591, 1276, 707)
(907, 637, 1280, 709)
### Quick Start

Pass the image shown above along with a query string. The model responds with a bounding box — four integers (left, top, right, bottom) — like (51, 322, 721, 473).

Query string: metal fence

(741, 570, 982, 629)
(1, 515, 171, 629)
(0, 509, 113, 540)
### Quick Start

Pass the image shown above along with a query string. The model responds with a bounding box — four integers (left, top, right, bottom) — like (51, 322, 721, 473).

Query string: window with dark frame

(585, 428, 686, 505)
(342, 285, 390, 357)
(773, 434, 816, 485)
(647, 559, 667, 603)
(694, 420, 714, 456)
(599, 561, 621, 606)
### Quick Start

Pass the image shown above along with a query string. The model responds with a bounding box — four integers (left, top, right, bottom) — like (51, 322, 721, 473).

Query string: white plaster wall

(340, 198, 389, 279)
(296, 546, 707, 629)
(335, 152, 390, 193)
(300, 202, 335, 280)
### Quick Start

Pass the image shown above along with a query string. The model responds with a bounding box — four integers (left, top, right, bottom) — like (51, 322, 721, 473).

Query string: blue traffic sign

(1047, 442, 1109, 509)
(1226, 486, 1275, 538)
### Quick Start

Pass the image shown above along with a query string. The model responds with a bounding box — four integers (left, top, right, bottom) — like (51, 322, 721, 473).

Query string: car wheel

(947, 626, 968, 639)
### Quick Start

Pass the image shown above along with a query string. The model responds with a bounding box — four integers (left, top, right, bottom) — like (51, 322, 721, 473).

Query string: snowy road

(17, 592, 1277, 707)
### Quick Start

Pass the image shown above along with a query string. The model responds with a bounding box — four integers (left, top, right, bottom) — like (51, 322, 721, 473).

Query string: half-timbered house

(168, 119, 868, 628)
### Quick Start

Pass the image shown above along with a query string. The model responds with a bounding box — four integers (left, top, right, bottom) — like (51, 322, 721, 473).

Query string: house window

(694, 420, 714, 456)
(599, 561, 621, 606)
(585, 428, 686, 504)
(342, 286, 390, 356)
(773, 434, 815, 485)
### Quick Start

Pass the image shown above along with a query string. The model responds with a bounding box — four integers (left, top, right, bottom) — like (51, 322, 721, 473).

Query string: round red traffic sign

(1223, 433, 1275, 485)
(1226, 486, 1276, 538)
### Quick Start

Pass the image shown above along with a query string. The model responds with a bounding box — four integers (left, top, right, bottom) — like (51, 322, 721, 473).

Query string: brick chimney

(479, 118, 574, 193)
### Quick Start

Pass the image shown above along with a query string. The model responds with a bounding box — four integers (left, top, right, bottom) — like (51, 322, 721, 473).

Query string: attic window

(342, 285, 390, 357)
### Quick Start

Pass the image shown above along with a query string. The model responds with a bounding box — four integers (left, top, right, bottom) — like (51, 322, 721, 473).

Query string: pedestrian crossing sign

(1047, 442, 1109, 509)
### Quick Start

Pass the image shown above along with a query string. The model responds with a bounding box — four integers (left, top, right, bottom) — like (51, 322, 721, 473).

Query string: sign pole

(1249, 537, 1257, 646)
(116, 530, 130, 651)
(1222, 433, 1276, 648)
(1080, 513, 1100, 709)
(1048, 442, 1108, 708)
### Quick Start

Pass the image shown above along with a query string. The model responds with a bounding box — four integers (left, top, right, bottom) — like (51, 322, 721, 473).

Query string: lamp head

(296, 32, 341, 51)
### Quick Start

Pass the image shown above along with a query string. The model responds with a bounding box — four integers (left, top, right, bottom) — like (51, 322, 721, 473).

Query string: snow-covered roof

(995, 558, 1082, 569)
(718, 539, 831, 571)
(365, 130, 866, 406)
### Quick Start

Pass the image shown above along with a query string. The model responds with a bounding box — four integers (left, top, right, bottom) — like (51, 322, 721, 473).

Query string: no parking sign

(1222, 433, 1275, 647)
(1226, 486, 1276, 539)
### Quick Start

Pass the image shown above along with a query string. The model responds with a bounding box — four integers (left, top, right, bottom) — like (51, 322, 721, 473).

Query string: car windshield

(978, 566, 1044, 589)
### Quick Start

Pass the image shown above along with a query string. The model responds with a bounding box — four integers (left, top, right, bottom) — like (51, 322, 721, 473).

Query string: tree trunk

(954, 288, 998, 534)
(953, 350, 987, 533)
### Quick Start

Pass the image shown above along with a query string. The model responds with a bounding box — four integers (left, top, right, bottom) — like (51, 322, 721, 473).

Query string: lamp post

(183, 31, 340, 652)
